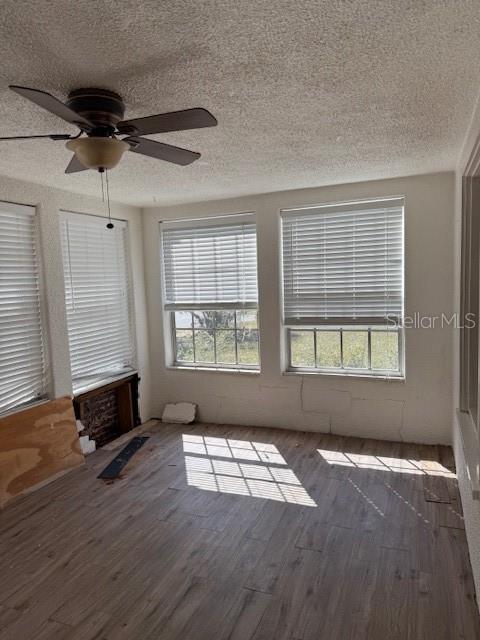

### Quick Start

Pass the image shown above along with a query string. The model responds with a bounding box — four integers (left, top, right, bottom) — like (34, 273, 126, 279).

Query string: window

(60, 212, 135, 390)
(281, 198, 404, 376)
(161, 215, 259, 369)
(460, 176, 480, 428)
(0, 202, 46, 413)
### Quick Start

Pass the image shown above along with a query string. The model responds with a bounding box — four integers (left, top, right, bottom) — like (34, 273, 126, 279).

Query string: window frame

(457, 154, 480, 498)
(170, 309, 260, 371)
(160, 213, 260, 373)
(285, 325, 404, 378)
(60, 210, 137, 391)
(460, 176, 480, 428)
(280, 197, 405, 379)
(0, 201, 49, 415)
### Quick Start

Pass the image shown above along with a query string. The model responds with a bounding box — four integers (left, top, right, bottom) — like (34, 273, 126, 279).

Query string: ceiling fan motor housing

(66, 88, 125, 135)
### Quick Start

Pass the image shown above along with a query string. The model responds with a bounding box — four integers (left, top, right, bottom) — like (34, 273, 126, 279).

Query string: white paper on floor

(162, 402, 197, 424)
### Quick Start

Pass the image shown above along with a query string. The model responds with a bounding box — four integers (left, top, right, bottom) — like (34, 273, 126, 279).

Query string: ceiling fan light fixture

(66, 137, 129, 170)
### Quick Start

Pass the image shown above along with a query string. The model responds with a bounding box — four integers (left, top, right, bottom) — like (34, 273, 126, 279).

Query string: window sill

(0, 396, 50, 419)
(456, 409, 480, 500)
(283, 369, 405, 382)
(166, 365, 260, 376)
(73, 370, 138, 395)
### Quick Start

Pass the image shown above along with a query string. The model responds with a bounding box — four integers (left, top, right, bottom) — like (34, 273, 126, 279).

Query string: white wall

(0, 174, 151, 421)
(143, 172, 455, 444)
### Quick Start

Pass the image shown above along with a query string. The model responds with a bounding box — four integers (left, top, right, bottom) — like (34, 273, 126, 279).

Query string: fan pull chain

(100, 168, 105, 203)
(101, 168, 114, 229)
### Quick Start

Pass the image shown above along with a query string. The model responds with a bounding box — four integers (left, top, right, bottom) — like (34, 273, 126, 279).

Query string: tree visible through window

(162, 214, 259, 370)
(174, 310, 259, 367)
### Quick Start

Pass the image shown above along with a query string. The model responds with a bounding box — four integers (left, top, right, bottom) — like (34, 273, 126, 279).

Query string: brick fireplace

(73, 373, 140, 448)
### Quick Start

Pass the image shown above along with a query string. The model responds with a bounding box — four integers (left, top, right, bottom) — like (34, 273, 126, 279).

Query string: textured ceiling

(0, 1, 479, 206)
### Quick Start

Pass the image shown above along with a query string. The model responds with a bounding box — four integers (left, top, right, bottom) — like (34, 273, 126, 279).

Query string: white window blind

(60, 212, 135, 386)
(281, 199, 404, 325)
(161, 215, 258, 310)
(0, 202, 46, 414)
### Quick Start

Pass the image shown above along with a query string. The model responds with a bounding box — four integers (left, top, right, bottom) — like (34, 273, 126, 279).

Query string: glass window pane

(236, 310, 258, 329)
(176, 330, 194, 361)
(215, 310, 235, 328)
(194, 330, 215, 362)
(174, 311, 192, 329)
(290, 330, 315, 367)
(342, 331, 368, 369)
(237, 329, 259, 365)
(316, 331, 341, 368)
(193, 311, 215, 329)
(371, 331, 399, 370)
(216, 330, 236, 363)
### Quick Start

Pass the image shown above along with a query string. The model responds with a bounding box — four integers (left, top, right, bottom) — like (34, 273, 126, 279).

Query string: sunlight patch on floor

(317, 449, 455, 478)
(182, 434, 287, 465)
(182, 435, 316, 506)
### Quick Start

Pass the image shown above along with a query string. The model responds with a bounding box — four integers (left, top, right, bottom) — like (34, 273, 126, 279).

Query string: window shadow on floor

(182, 434, 317, 506)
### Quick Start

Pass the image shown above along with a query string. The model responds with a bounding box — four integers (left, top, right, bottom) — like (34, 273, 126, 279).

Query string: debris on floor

(77, 419, 96, 455)
(162, 402, 196, 424)
(97, 436, 149, 480)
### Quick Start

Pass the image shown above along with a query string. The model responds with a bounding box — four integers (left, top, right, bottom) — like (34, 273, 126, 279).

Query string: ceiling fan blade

(117, 108, 217, 136)
(124, 137, 200, 165)
(10, 86, 93, 131)
(0, 133, 72, 141)
(65, 154, 88, 174)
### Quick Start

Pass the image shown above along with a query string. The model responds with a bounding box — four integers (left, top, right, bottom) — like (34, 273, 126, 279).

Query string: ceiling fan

(2, 86, 217, 173)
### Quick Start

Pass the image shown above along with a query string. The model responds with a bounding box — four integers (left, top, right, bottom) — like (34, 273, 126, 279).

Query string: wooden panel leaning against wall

(0, 397, 84, 509)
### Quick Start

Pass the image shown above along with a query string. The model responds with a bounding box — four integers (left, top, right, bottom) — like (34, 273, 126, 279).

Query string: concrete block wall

(142, 172, 455, 445)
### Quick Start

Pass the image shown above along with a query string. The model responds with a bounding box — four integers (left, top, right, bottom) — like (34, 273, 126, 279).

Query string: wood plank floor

(0, 421, 479, 639)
